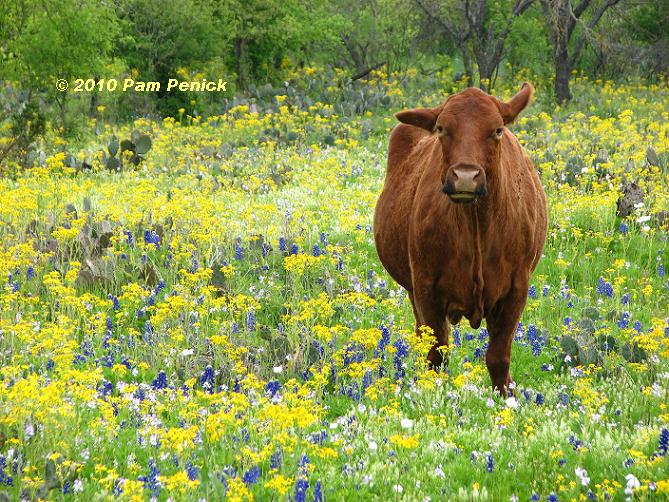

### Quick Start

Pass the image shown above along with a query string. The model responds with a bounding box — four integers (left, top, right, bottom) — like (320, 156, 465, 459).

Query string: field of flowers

(0, 69, 668, 501)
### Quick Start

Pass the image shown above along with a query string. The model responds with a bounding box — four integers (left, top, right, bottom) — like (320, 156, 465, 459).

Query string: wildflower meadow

(0, 67, 668, 501)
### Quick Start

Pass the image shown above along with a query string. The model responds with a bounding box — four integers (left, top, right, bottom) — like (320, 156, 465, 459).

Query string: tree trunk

(462, 47, 474, 87)
(554, 51, 571, 103)
(235, 37, 246, 89)
(88, 76, 99, 118)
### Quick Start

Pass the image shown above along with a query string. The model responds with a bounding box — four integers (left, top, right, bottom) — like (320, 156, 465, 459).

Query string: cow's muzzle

(442, 164, 487, 203)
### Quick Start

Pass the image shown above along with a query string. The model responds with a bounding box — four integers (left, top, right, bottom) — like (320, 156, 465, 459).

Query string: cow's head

(395, 83, 533, 203)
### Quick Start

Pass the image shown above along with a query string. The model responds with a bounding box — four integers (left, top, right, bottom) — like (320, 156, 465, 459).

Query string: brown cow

(373, 83, 547, 395)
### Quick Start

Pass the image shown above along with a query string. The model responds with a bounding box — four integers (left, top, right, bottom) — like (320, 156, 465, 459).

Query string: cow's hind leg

(411, 286, 448, 369)
(486, 280, 528, 396)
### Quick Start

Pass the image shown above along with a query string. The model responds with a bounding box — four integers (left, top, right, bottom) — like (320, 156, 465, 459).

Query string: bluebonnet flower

(528, 285, 537, 299)
(26, 265, 35, 279)
(313, 480, 323, 502)
(320, 232, 328, 246)
(265, 380, 281, 398)
(299, 454, 310, 470)
(290, 243, 299, 255)
(486, 454, 494, 472)
(308, 430, 327, 445)
(200, 365, 215, 393)
(618, 312, 630, 329)
(621, 293, 630, 305)
(242, 466, 261, 485)
(658, 427, 668, 456)
(246, 309, 256, 331)
(531, 493, 540, 501)
(313, 244, 320, 257)
(532, 339, 541, 356)
(453, 327, 461, 346)
(270, 449, 283, 470)
(596, 277, 613, 297)
(152, 371, 167, 390)
(143, 229, 160, 247)
(618, 222, 628, 234)
(295, 478, 309, 502)
(393, 338, 409, 380)
(568, 435, 582, 450)
(542, 285, 550, 296)
(633, 320, 642, 332)
(658, 263, 665, 277)
(235, 243, 243, 260)
(138, 458, 160, 497)
(279, 236, 287, 251)
(113, 478, 123, 496)
(375, 324, 391, 356)
(124, 229, 133, 245)
(143, 320, 153, 343)
(547, 493, 558, 502)
(362, 370, 373, 393)
(535, 393, 544, 405)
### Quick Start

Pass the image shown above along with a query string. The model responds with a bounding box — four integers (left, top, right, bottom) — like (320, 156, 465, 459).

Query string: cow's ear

(395, 107, 440, 131)
(498, 82, 533, 124)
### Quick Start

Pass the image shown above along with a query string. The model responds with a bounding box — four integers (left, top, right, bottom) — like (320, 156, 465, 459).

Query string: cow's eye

(435, 125, 445, 135)
(494, 127, 504, 138)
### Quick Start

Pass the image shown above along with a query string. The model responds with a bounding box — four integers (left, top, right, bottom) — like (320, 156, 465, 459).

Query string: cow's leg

(486, 280, 528, 396)
(412, 285, 448, 369)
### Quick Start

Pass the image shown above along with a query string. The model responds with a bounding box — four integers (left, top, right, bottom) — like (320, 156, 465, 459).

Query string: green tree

(3, 0, 118, 130)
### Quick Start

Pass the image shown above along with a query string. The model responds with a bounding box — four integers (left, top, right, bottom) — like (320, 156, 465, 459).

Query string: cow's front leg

(412, 284, 448, 369)
(486, 280, 528, 396)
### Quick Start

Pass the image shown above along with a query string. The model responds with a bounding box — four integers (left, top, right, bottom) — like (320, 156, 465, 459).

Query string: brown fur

(373, 83, 547, 395)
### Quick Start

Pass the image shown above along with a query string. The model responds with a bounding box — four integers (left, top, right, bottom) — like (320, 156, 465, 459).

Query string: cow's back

(373, 123, 433, 291)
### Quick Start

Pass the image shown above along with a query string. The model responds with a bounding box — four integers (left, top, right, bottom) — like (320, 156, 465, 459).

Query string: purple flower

(295, 478, 309, 502)
(618, 222, 628, 234)
(596, 277, 613, 298)
(143, 229, 160, 247)
(393, 338, 409, 380)
(528, 285, 537, 299)
(152, 371, 167, 390)
(246, 309, 256, 332)
(658, 428, 668, 456)
(265, 380, 281, 398)
(313, 480, 323, 502)
(200, 366, 215, 393)
(242, 466, 261, 485)
(486, 454, 494, 472)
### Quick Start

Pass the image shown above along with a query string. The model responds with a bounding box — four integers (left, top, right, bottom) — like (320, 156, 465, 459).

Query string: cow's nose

(452, 168, 480, 193)
(443, 164, 487, 202)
